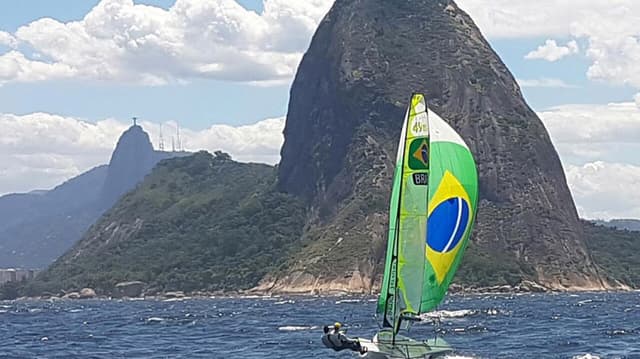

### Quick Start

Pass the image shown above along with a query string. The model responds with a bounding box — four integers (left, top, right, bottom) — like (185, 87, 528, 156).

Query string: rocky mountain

(592, 219, 640, 232)
(23, 152, 305, 296)
(272, 0, 612, 293)
(0, 166, 107, 269)
(13, 0, 636, 297)
(0, 125, 185, 269)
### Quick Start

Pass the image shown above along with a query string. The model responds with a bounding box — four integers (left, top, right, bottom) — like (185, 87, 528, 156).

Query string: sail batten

(378, 94, 478, 332)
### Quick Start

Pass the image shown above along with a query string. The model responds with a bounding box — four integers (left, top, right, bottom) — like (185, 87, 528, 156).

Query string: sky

(1, 0, 639, 219)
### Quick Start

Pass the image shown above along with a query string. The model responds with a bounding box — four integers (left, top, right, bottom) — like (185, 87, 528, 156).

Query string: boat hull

(358, 331, 452, 359)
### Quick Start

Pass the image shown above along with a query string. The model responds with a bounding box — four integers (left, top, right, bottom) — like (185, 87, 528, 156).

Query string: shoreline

(5, 283, 636, 302)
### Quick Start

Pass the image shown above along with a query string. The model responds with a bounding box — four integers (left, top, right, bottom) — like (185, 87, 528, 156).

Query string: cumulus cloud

(457, 0, 640, 89)
(538, 101, 640, 219)
(2, 0, 637, 90)
(0, 112, 285, 195)
(0, 0, 334, 86)
(145, 118, 285, 164)
(455, 0, 629, 38)
(0, 31, 17, 47)
(525, 39, 579, 61)
(566, 162, 640, 220)
(636, 93, 640, 109)
(539, 102, 640, 165)
(518, 77, 577, 88)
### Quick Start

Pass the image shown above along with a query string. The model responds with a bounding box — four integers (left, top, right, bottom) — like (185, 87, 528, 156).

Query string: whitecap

(163, 298, 185, 302)
(421, 309, 476, 320)
(335, 299, 361, 304)
(146, 317, 165, 323)
(278, 325, 318, 332)
(576, 299, 593, 306)
(445, 356, 477, 359)
(572, 354, 600, 359)
(274, 300, 295, 305)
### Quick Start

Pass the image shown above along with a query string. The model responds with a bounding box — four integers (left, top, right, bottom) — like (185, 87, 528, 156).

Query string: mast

(381, 104, 410, 332)
(391, 115, 408, 344)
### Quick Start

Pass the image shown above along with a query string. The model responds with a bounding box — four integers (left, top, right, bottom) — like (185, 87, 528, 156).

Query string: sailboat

(360, 93, 479, 359)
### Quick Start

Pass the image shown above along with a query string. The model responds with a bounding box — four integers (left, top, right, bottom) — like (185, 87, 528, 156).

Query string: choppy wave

(274, 300, 295, 305)
(1, 292, 638, 358)
(335, 299, 361, 304)
(572, 354, 601, 359)
(146, 317, 165, 323)
(606, 328, 635, 336)
(421, 309, 476, 320)
(278, 325, 318, 332)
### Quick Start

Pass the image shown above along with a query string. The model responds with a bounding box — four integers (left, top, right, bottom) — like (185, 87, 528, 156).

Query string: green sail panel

(377, 94, 430, 332)
(420, 110, 478, 313)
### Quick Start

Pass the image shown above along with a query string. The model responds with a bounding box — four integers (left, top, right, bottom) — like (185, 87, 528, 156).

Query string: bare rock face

(0, 124, 185, 269)
(113, 281, 146, 298)
(79, 288, 97, 299)
(101, 125, 156, 207)
(62, 291, 80, 300)
(275, 0, 607, 291)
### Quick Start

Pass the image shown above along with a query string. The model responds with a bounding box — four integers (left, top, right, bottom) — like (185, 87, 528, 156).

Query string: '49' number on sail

(411, 113, 429, 137)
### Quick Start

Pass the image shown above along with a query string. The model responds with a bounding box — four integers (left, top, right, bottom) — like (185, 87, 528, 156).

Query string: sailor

(321, 322, 367, 354)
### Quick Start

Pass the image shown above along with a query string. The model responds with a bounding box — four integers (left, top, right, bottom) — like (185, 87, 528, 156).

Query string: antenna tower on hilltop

(159, 124, 165, 151)
(132, 116, 138, 126)
(176, 123, 182, 152)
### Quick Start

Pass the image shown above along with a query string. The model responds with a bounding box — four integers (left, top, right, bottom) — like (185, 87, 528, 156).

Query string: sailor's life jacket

(321, 331, 362, 352)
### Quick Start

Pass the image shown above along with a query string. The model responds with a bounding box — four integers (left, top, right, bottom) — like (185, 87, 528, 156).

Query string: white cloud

(0, 31, 17, 47)
(525, 40, 579, 61)
(539, 102, 640, 165)
(0, 51, 77, 83)
(635, 93, 640, 109)
(145, 117, 285, 164)
(0, 112, 285, 196)
(540, 102, 640, 146)
(0, 0, 334, 86)
(518, 78, 577, 88)
(455, 0, 633, 38)
(566, 162, 640, 220)
(538, 101, 640, 219)
(456, 0, 640, 89)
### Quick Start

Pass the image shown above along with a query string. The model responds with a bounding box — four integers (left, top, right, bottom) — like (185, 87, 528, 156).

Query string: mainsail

(377, 93, 479, 334)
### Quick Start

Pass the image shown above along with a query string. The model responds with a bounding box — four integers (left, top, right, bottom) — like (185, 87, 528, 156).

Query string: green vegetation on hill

(583, 220, 640, 288)
(21, 152, 306, 296)
(5, 151, 640, 300)
(453, 221, 640, 289)
(454, 241, 537, 287)
(592, 219, 640, 232)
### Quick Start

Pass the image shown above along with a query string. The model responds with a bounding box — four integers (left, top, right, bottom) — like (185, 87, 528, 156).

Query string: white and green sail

(377, 93, 479, 333)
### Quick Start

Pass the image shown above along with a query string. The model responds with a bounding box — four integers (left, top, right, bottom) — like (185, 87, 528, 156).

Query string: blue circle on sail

(427, 197, 470, 253)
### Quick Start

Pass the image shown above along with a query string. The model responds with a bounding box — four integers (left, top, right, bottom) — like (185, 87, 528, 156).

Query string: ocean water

(1, 292, 639, 358)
